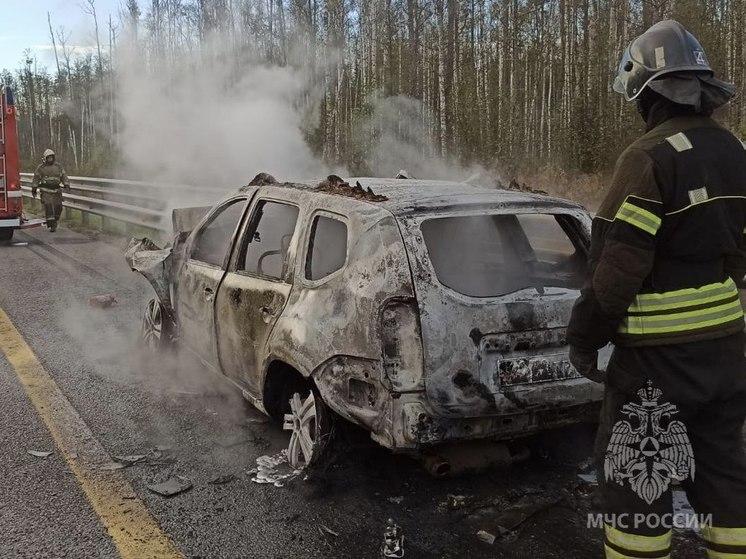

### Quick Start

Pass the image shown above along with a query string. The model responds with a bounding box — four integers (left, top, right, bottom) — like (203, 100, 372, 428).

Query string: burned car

(127, 174, 606, 471)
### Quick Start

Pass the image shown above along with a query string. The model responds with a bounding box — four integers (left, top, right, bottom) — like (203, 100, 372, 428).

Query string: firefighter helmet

(613, 20, 735, 109)
(43, 149, 55, 159)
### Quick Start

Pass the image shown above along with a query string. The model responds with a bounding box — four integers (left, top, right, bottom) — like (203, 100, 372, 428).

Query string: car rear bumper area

(375, 389, 602, 451)
(312, 356, 604, 452)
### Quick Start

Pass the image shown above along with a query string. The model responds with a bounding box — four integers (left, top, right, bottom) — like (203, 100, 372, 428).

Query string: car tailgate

(397, 207, 606, 418)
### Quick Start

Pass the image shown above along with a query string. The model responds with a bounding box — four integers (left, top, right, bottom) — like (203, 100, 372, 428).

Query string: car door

(176, 197, 249, 369)
(214, 198, 300, 394)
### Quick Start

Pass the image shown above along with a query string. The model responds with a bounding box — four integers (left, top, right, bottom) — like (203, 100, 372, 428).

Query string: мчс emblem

(604, 382, 695, 505)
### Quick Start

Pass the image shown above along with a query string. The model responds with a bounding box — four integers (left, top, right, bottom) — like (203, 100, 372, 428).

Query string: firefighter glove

(569, 346, 606, 384)
(32, 188, 37, 199)
(63, 184, 71, 192)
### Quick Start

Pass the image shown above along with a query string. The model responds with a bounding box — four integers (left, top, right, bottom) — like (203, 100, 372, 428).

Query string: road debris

(577, 457, 598, 485)
(489, 485, 575, 537)
(382, 518, 404, 558)
(319, 525, 339, 537)
(147, 476, 193, 497)
(577, 473, 598, 485)
(250, 451, 302, 487)
(673, 490, 699, 533)
(27, 450, 52, 458)
(447, 494, 469, 510)
(387, 496, 404, 505)
(208, 474, 236, 485)
(476, 530, 496, 545)
(88, 294, 118, 308)
(100, 454, 148, 471)
(114, 454, 147, 465)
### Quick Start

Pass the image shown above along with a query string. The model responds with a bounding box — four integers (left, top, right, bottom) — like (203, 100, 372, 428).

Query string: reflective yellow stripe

(617, 212, 658, 235)
(629, 278, 738, 313)
(703, 526, 746, 547)
(620, 299, 744, 335)
(615, 201, 662, 235)
(605, 545, 670, 559)
(605, 525, 671, 553)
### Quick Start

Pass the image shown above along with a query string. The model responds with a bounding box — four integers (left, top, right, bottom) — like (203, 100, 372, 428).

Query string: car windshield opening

(420, 213, 586, 297)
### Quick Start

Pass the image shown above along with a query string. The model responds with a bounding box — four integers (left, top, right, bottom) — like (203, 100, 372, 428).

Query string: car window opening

(421, 213, 586, 297)
(190, 200, 246, 267)
(306, 215, 348, 281)
(238, 201, 300, 280)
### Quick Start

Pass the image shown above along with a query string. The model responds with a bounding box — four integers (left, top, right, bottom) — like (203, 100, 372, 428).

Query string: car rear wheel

(283, 388, 334, 469)
(141, 298, 171, 351)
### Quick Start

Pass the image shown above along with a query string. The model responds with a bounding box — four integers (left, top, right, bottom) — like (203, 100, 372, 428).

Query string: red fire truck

(1, 85, 43, 240)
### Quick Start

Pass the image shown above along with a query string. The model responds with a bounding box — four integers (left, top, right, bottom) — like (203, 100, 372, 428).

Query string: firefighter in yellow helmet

(32, 149, 69, 232)
(567, 20, 746, 559)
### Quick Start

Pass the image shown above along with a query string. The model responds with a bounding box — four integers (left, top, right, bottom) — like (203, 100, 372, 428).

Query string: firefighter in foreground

(32, 149, 70, 232)
(567, 20, 746, 559)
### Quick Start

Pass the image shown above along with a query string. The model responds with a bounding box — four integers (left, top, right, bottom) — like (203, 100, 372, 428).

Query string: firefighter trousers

(594, 332, 746, 559)
(40, 189, 62, 229)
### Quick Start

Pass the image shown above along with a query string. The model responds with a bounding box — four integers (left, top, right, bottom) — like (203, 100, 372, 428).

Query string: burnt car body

(127, 175, 607, 468)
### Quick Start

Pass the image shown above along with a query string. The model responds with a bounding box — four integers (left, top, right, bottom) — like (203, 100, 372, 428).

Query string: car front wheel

(141, 298, 172, 351)
(283, 388, 334, 469)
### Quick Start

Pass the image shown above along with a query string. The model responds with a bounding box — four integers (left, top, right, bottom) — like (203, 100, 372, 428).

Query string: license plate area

(497, 353, 579, 387)
(478, 329, 572, 392)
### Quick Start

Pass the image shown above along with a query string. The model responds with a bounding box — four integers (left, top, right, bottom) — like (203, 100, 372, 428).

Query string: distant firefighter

(32, 149, 70, 232)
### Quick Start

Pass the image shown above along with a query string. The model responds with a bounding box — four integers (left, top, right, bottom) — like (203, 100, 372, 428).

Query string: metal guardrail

(19, 173, 217, 236)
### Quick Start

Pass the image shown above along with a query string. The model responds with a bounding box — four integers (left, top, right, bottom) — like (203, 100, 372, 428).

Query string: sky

(0, 0, 122, 73)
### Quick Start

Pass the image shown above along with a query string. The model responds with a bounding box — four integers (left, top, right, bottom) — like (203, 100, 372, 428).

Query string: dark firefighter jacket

(567, 112, 746, 349)
(32, 162, 69, 192)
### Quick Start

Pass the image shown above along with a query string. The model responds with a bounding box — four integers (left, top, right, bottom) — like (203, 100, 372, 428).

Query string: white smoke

(115, 38, 327, 192)
(358, 94, 501, 187)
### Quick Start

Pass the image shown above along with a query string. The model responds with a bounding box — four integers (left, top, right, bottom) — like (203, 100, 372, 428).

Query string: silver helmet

(613, 20, 735, 111)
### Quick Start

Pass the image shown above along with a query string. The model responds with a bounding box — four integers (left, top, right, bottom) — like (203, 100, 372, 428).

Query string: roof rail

(316, 175, 388, 202)
(247, 172, 279, 186)
(498, 179, 548, 196)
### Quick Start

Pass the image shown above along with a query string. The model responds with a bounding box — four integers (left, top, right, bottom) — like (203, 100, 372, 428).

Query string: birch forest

(3, 0, 746, 184)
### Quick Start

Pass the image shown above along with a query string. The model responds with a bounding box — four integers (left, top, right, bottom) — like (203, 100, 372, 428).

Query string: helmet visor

(613, 46, 652, 101)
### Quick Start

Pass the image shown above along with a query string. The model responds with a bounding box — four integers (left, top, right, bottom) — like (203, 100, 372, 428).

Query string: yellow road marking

(0, 307, 183, 559)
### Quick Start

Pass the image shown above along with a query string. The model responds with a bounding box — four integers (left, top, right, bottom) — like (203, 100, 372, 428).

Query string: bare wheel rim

(283, 391, 318, 469)
(142, 300, 163, 350)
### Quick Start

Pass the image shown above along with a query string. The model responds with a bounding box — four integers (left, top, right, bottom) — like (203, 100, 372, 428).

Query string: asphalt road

(0, 225, 703, 559)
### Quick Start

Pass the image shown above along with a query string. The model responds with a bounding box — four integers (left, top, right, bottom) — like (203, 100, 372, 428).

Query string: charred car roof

(238, 174, 584, 217)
